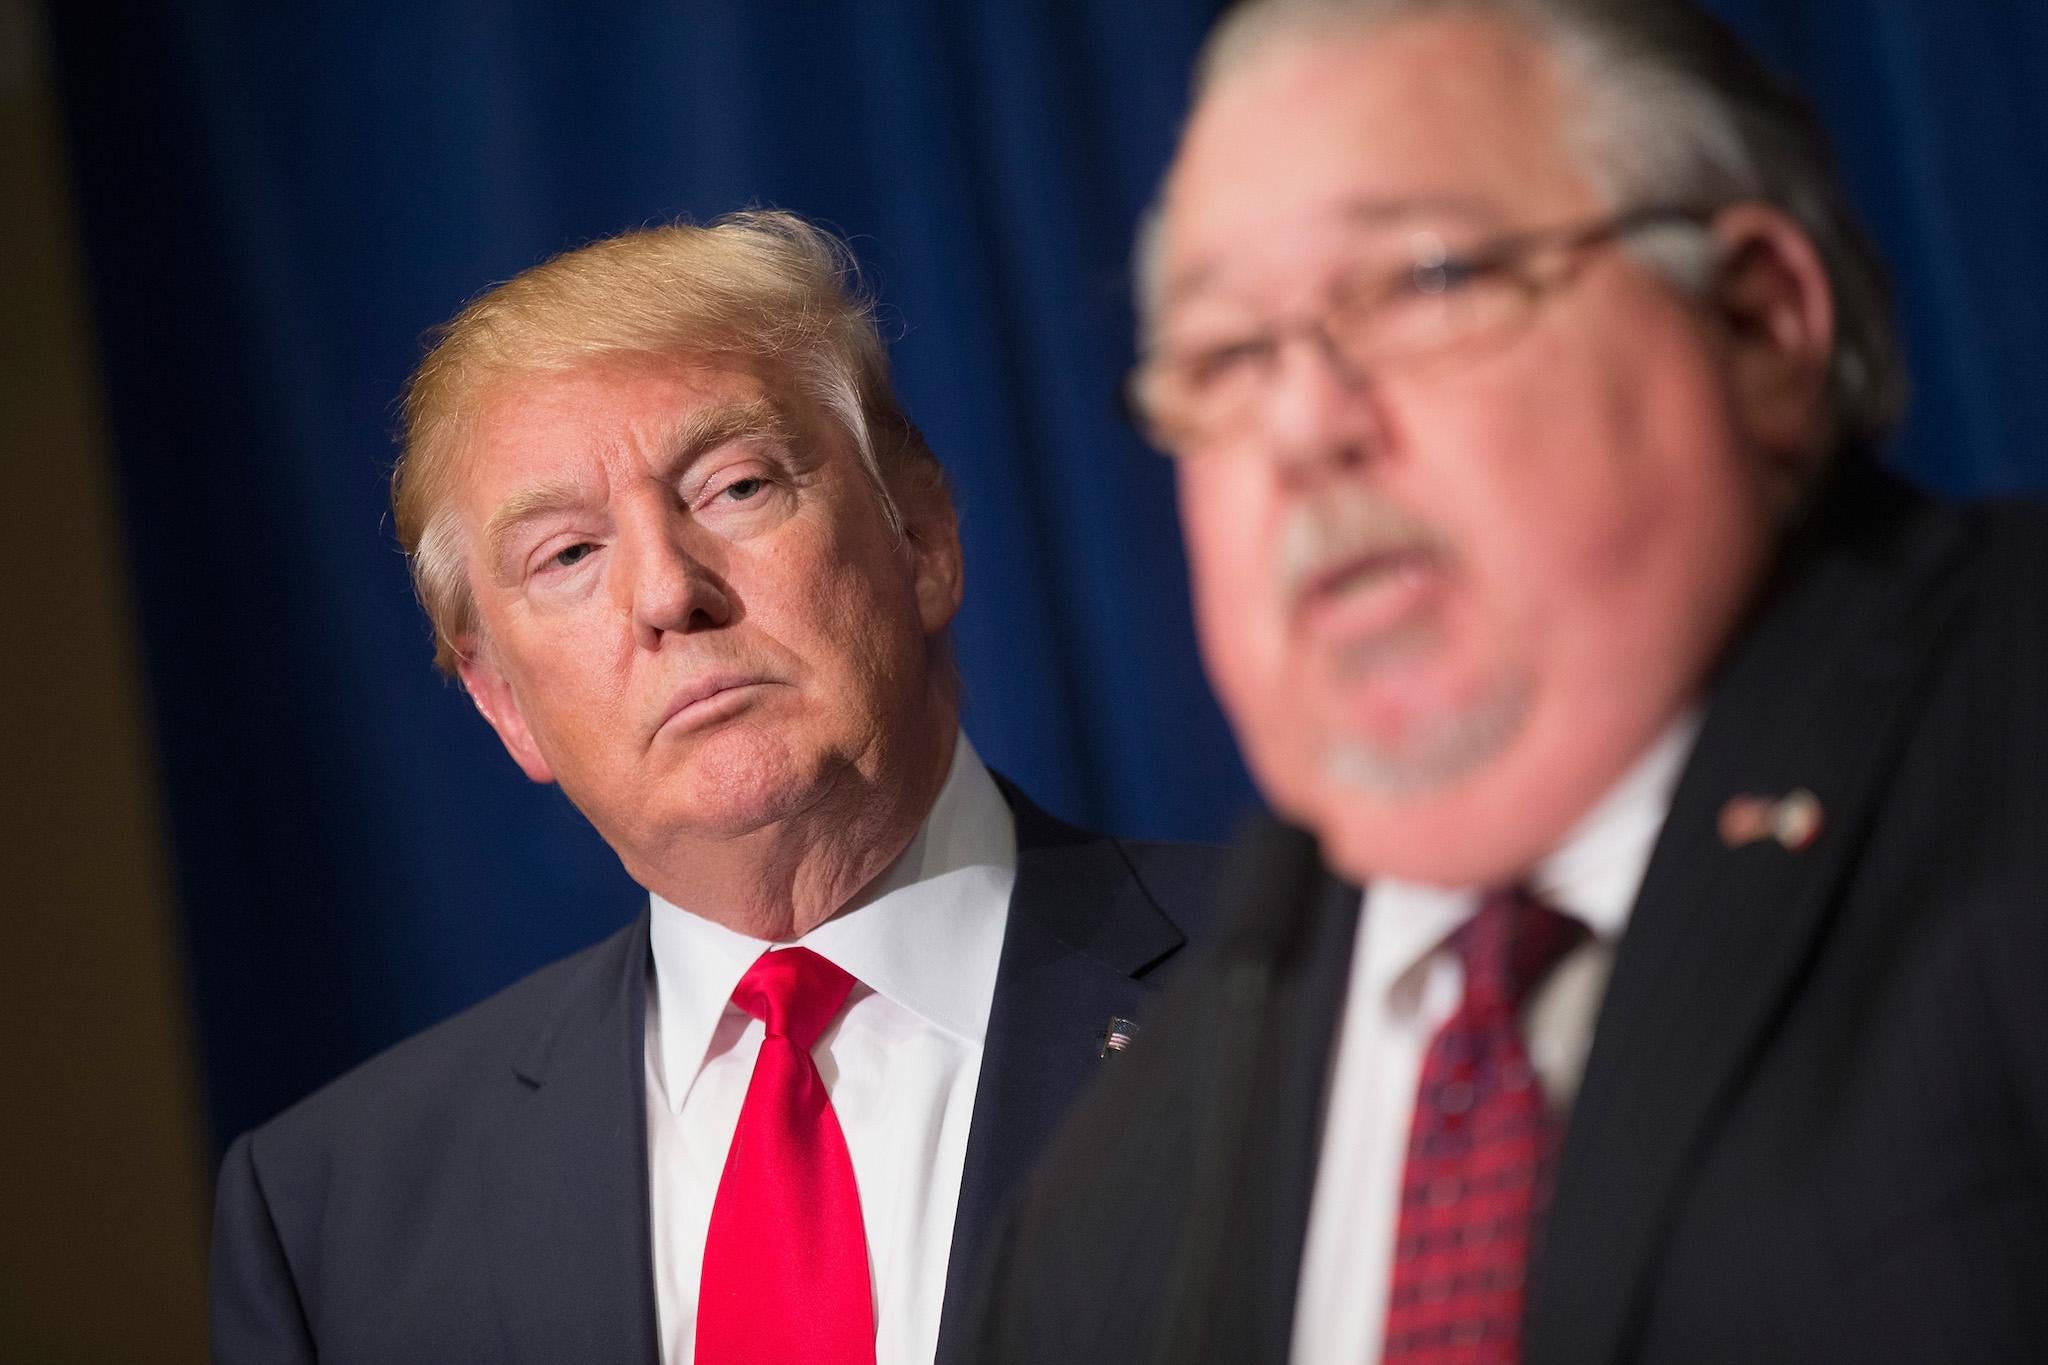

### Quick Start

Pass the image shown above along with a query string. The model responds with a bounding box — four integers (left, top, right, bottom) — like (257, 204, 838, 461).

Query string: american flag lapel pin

(1098, 1016, 1140, 1058)
(1718, 788, 1824, 852)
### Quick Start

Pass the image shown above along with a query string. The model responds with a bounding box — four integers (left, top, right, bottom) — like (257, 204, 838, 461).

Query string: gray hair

(1144, 0, 1905, 445)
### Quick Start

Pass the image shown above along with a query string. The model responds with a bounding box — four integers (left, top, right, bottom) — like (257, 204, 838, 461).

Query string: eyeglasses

(1123, 204, 1717, 453)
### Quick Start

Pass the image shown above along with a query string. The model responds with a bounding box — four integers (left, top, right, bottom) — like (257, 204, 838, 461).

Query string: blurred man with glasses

(972, 1, 2048, 1361)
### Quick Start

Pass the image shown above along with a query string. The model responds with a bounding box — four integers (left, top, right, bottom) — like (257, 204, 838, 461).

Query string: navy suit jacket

(211, 781, 1221, 1364)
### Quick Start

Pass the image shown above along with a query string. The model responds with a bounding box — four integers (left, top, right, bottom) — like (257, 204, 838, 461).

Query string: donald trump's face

(447, 352, 962, 898)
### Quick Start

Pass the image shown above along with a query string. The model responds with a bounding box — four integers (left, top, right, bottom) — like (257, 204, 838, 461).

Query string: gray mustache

(1279, 492, 1448, 604)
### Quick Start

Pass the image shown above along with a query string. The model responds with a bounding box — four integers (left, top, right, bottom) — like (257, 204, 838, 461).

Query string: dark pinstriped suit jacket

(969, 459, 2048, 1364)
(210, 782, 1221, 1365)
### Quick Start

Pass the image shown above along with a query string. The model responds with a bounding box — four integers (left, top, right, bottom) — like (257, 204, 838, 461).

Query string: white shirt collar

(1529, 709, 1703, 941)
(646, 732, 1016, 1114)
(1363, 709, 1703, 1000)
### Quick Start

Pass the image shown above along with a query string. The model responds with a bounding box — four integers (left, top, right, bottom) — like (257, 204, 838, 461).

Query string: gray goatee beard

(1322, 669, 1530, 798)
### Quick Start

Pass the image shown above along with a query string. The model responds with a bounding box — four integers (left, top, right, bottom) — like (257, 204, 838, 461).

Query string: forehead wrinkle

(480, 393, 799, 567)
(1156, 12, 1587, 326)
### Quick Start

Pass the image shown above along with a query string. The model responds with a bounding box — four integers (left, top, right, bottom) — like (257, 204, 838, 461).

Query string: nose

(1257, 324, 1388, 483)
(620, 508, 733, 648)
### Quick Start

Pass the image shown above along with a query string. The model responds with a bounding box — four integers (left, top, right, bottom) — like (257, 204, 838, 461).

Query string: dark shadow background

(40, 1, 2048, 1185)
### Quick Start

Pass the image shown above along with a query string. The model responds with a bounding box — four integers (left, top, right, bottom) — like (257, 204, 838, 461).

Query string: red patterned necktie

(696, 947, 875, 1365)
(1382, 888, 1589, 1365)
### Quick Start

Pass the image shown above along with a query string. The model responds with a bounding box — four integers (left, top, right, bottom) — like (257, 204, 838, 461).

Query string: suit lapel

(482, 912, 661, 1365)
(1222, 857, 1366, 1365)
(1525, 468, 1975, 1365)
(934, 783, 1190, 1365)
(1139, 816, 1359, 1365)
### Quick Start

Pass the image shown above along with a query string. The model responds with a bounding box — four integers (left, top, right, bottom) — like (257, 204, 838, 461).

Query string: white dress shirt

(1290, 715, 1702, 1364)
(643, 733, 1017, 1365)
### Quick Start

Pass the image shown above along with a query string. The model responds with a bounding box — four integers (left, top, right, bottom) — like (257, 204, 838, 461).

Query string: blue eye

(722, 477, 766, 502)
(552, 543, 595, 569)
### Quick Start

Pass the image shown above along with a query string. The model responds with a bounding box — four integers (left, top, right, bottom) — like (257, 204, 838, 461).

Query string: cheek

(1432, 327, 1741, 622)
(487, 598, 614, 701)
(1180, 468, 1291, 719)
(1181, 472, 1250, 638)
(538, 618, 637, 731)
(769, 515, 924, 691)
(1451, 389, 1767, 703)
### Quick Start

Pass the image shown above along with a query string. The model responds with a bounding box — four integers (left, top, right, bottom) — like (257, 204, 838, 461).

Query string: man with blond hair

(972, 1, 2048, 1361)
(210, 211, 1218, 1365)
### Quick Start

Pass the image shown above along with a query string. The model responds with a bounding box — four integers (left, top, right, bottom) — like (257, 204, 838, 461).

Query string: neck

(634, 714, 959, 941)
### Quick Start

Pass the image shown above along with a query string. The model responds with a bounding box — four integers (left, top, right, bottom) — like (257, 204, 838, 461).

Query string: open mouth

(1297, 546, 1445, 642)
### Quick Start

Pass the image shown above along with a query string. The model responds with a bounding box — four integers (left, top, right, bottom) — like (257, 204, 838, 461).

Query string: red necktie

(696, 947, 875, 1365)
(1382, 889, 1588, 1365)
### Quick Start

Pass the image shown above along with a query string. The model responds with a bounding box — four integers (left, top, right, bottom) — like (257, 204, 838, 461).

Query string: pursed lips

(655, 670, 776, 735)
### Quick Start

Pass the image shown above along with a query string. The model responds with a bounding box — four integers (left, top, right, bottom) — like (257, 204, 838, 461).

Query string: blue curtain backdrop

(49, 2, 2048, 1153)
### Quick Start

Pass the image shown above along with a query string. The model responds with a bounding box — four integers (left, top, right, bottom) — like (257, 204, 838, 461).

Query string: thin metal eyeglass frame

(1120, 202, 1718, 453)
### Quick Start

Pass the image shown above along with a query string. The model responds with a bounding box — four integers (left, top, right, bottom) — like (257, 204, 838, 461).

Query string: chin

(1295, 689, 1564, 888)
(1323, 693, 1527, 797)
(663, 730, 831, 836)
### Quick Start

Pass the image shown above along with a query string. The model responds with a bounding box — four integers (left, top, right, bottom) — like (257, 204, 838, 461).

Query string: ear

(454, 641, 556, 784)
(1707, 204, 1837, 495)
(898, 472, 965, 637)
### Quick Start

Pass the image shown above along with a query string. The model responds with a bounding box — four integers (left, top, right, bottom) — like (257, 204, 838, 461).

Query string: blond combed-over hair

(392, 210, 942, 675)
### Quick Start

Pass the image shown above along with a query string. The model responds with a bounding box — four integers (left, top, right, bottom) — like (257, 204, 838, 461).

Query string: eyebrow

(481, 480, 591, 570)
(480, 396, 798, 571)
(1156, 194, 1505, 314)
(665, 397, 797, 480)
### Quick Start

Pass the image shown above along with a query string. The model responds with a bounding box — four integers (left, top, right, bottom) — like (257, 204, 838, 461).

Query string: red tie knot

(1453, 887, 1589, 1016)
(732, 947, 856, 1051)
